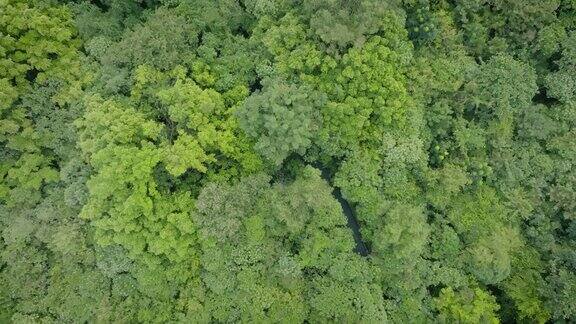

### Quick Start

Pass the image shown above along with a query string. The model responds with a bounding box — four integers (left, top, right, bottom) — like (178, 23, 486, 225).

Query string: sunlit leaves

(435, 287, 500, 324)
(163, 131, 216, 176)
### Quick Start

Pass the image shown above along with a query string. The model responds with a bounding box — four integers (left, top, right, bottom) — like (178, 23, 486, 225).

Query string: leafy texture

(2, 0, 575, 322)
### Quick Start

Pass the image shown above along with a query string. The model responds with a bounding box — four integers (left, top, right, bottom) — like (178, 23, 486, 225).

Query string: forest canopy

(1, 0, 575, 322)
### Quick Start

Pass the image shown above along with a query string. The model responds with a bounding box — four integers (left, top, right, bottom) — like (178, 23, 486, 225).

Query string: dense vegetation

(1, 0, 575, 322)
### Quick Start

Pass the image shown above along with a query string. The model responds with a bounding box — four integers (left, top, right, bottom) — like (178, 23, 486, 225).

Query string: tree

(237, 79, 325, 165)
(0, 0, 83, 207)
(435, 286, 500, 324)
(194, 166, 386, 322)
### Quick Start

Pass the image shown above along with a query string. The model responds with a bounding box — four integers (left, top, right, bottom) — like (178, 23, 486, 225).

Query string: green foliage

(452, 0, 561, 58)
(405, 0, 439, 45)
(0, 0, 83, 207)
(2, 0, 575, 322)
(502, 248, 550, 323)
(77, 96, 198, 267)
(314, 34, 414, 157)
(103, 7, 198, 70)
(194, 166, 386, 322)
(237, 79, 325, 165)
(302, 0, 403, 51)
(435, 286, 500, 324)
(0, 0, 81, 88)
(447, 186, 523, 284)
(545, 32, 576, 103)
(544, 268, 576, 320)
(467, 54, 538, 131)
